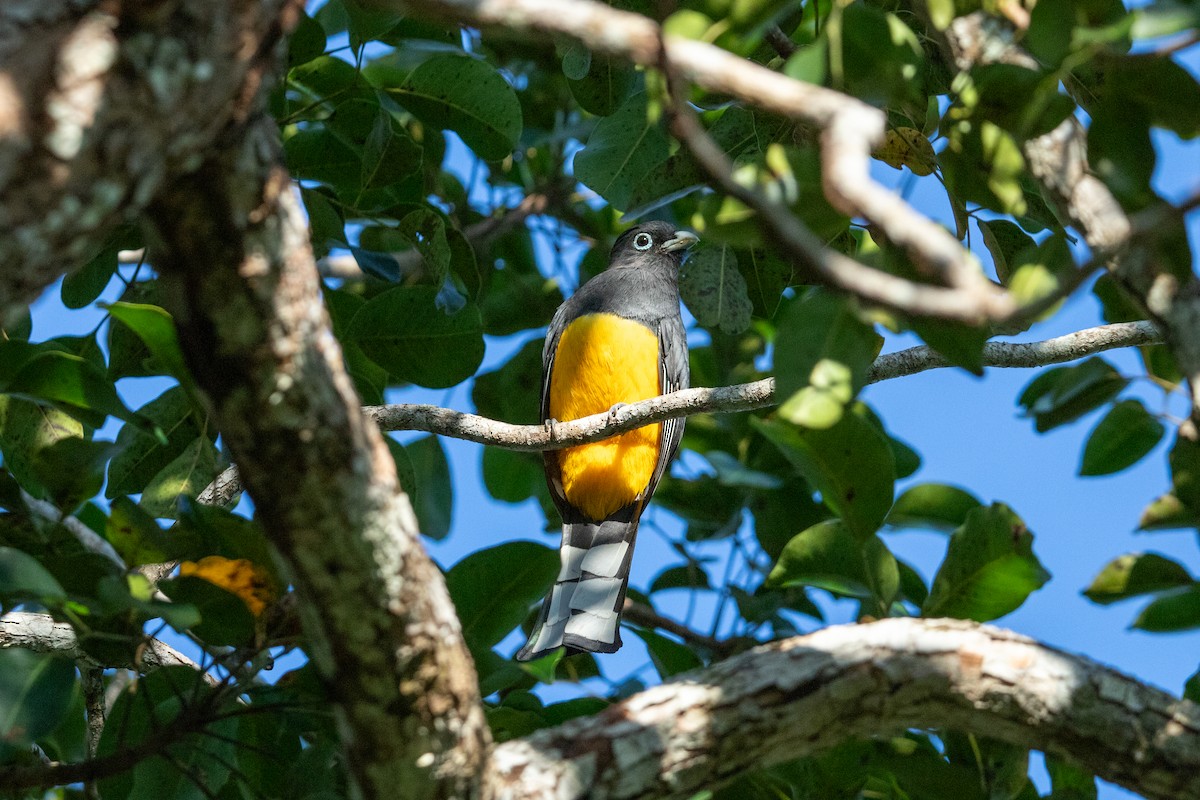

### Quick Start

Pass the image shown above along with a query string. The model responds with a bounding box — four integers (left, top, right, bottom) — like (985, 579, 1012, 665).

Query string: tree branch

(491, 617, 1200, 800)
(147, 105, 488, 800)
(361, 321, 1160, 451)
(382, 0, 1015, 323)
(0, 0, 302, 324)
(316, 192, 550, 280)
(0, 611, 210, 677)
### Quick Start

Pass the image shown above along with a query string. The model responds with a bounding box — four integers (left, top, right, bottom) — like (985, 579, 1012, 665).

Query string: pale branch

(316, 192, 550, 280)
(0, 612, 211, 678)
(492, 618, 1200, 800)
(19, 490, 123, 569)
(665, 79, 1009, 324)
(0, 0, 303, 324)
(381, 0, 1013, 322)
(869, 320, 1161, 381)
(361, 321, 1161, 451)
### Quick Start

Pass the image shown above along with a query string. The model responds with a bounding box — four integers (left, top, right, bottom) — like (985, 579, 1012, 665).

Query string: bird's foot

(607, 403, 627, 424)
(544, 417, 560, 443)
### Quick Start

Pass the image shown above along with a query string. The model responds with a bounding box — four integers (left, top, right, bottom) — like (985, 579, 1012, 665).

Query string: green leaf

(775, 290, 881, 429)
(631, 628, 704, 678)
(908, 317, 989, 375)
(1138, 492, 1195, 531)
(408, 434, 453, 539)
(567, 54, 636, 116)
(924, 504, 1049, 622)
(104, 302, 192, 388)
(139, 437, 221, 519)
(979, 219, 1037, 284)
(106, 496, 176, 567)
(482, 447, 544, 504)
(574, 90, 671, 211)
(2, 349, 133, 427)
(28, 437, 116, 512)
(360, 108, 423, 190)
(288, 11, 328, 67)
(888, 484, 982, 532)
(0, 397, 84, 495)
(1083, 552, 1193, 605)
(389, 54, 521, 160)
(480, 267, 564, 337)
(1017, 357, 1127, 433)
(0, 546, 68, 605)
(1169, 431, 1200, 516)
(766, 520, 899, 614)
(752, 407, 895, 539)
(445, 541, 558, 651)
(472, 339, 542, 425)
(1080, 399, 1164, 476)
(1045, 754, 1097, 800)
(649, 563, 711, 593)
(97, 667, 236, 800)
(679, 244, 753, 335)
(350, 286, 484, 388)
(1134, 584, 1200, 632)
(159, 575, 257, 647)
(62, 244, 119, 310)
(0, 650, 76, 746)
(107, 387, 204, 499)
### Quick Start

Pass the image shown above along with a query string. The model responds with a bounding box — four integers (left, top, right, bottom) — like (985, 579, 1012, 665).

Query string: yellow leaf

(873, 127, 937, 176)
(179, 556, 277, 617)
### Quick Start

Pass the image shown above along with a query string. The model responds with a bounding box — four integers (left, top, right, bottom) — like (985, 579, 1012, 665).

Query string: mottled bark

(0, 0, 297, 322)
(145, 114, 490, 798)
(490, 618, 1200, 800)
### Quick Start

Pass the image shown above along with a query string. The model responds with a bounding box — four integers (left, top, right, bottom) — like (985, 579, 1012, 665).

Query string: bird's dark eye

(633, 233, 653, 250)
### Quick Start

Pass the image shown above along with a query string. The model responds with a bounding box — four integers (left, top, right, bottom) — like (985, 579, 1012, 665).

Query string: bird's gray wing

(642, 314, 688, 504)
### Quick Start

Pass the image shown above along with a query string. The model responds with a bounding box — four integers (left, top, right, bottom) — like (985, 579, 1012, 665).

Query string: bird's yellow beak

(662, 231, 698, 252)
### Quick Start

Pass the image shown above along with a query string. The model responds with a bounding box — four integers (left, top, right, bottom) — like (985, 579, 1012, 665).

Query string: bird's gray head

(609, 222, 698, 269)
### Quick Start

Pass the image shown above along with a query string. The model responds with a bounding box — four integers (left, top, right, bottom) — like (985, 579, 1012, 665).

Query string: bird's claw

(607, 403, 627, 424)
(544, 417, 560, 443)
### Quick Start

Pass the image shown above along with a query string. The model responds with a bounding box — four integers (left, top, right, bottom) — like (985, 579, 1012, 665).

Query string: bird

(516, 221, 697, 661)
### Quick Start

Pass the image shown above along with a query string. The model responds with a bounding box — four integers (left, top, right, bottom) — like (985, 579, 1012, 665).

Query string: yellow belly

(549, 313, 661, 521)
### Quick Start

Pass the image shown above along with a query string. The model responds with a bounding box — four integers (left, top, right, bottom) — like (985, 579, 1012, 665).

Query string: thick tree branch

(381, 0, 1014, 323)
(0, 0, 302, 323)
(490, 618, 1200, 800)
(147, 108, 488, 800)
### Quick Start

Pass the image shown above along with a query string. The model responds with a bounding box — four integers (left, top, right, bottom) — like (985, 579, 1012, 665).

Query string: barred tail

(515, 511, 639, 661)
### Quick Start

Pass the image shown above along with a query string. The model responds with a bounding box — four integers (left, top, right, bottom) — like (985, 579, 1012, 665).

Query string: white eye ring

(633, 232, 653, 250)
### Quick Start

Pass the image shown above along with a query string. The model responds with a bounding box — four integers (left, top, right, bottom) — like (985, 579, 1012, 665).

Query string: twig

(82, 668, 104, 800)
(660, 64, 1012, 323)
(315, 192, 550, 279)
(20, 490, 123, 569)
(622, 599, 734, 656)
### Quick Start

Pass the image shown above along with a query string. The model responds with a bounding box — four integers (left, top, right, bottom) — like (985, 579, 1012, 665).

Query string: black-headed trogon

(516, 221, 697, 660)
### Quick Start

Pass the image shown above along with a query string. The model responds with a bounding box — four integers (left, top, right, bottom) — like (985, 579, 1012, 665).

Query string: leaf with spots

(751, 406, 895, 539)
(573, 91, 670, 211)
(388, 54, 521, 160)
(679, 244, 753, 335)
(924, 503, 1049, 622)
